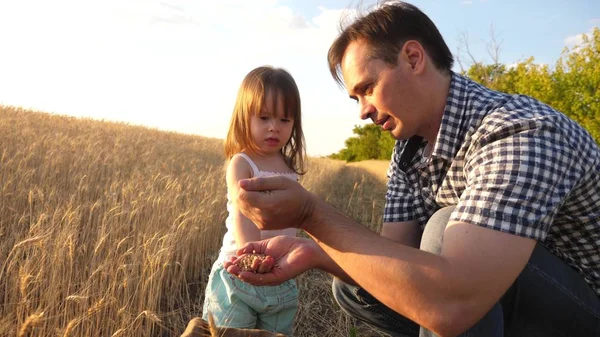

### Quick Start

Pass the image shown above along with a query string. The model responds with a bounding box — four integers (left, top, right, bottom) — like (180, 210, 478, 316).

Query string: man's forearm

(307, 239, 357, 285)
(302, 200, 477, 335)
(381, 220, 422, 247)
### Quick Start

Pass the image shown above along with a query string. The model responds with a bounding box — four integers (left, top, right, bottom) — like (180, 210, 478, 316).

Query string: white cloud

(564, 33, 585, 48)
(0, 0, 361, 156)
(460, 0, 473, 5)
(564, 26, 596, 49)
(505, 61, 547, 70)
(506, 62, 519, 70)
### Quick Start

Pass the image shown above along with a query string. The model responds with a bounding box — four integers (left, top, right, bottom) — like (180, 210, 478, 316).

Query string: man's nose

(358, 100, 374, 121)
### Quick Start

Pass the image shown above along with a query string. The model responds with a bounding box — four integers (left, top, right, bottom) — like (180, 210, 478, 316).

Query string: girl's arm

(227, 155, 262, 247)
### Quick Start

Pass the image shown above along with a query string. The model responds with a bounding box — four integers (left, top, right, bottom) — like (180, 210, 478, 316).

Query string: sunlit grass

(0, 105, 389, 337)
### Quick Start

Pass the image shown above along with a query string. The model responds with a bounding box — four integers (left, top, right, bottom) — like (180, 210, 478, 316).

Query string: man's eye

(365, 85, 374, 95)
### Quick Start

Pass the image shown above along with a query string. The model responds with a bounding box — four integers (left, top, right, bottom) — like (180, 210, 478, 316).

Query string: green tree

(465, 27, 599, 143)
(329, 124, 395, 162)
(552, 28, 600, 141)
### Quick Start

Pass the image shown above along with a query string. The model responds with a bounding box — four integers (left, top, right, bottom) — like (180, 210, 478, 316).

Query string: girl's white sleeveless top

(216, 153, 298, 264)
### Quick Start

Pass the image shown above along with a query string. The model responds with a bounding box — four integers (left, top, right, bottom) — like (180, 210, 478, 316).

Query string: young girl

(202, 66, 306, 336)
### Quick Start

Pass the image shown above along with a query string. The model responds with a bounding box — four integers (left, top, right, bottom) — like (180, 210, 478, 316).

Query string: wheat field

(0, 106, 390, 337)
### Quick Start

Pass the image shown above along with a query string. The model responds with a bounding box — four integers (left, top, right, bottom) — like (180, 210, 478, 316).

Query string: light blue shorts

(202, 260, 298, 336)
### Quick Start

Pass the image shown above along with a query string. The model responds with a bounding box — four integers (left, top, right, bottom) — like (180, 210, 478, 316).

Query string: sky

(0, 0, 598, 156)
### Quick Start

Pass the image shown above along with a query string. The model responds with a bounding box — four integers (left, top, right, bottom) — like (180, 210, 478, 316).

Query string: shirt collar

(430, 72, 472, 161)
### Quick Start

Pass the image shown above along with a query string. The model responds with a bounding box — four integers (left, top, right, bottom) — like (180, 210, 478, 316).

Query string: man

(224, 2, 600, 336)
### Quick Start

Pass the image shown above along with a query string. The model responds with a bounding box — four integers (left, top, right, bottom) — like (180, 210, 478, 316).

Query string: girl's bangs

(271, 86, 299, 119)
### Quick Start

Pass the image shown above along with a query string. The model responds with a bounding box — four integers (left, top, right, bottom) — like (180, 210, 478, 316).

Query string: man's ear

(399, 40, 425, 73)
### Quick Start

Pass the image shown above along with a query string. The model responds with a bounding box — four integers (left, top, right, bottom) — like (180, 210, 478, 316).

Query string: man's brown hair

(328, 1, 454, 86)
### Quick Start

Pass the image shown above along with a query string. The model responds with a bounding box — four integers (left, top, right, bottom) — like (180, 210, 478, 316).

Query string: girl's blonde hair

(224, 66, 306, 175)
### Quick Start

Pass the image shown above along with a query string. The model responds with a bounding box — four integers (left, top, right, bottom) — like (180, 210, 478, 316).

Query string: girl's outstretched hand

(224, 236, 319, 286)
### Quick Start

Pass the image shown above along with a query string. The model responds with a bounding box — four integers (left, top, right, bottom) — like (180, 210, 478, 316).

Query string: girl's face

(249, 90, 295, 156)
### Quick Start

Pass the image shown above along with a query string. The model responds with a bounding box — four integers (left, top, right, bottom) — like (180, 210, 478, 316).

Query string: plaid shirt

(385, 73, 600, 295)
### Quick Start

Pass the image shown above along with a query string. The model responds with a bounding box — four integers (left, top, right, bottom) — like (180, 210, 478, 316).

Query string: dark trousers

(332, 207, 600, 336)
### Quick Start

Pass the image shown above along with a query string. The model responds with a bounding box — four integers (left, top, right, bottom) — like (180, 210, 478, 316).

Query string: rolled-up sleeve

(453, 119, 582, 241)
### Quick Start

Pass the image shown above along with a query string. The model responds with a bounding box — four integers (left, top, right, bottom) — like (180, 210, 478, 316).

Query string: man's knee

(421, 206, 454, 254)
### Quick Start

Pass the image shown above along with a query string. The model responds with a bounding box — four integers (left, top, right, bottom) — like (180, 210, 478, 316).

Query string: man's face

(341, 40, 422, 140)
